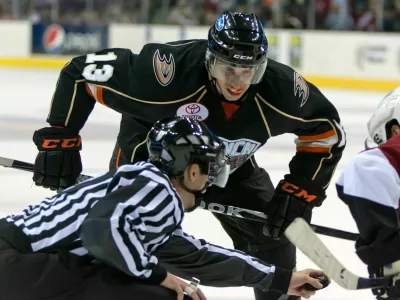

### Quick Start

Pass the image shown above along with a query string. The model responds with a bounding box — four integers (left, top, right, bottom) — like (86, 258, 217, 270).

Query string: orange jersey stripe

(115, 147, 122, 168)
(95, 87, 107, 106)
(298, 130, 336, 141)
(85, 83, 94, 98)
(296, 146, 331, 153)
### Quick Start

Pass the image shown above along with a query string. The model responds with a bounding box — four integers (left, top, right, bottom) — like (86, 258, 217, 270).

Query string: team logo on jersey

(153, 49, 175, 86)
(215, 16, 224, 31)
(294, 72, 309, 107)
(176, 103, 209, 121)
(218, 137, 261, 173)
(43, 24, 66, 54)
(373, 133, 384, 145)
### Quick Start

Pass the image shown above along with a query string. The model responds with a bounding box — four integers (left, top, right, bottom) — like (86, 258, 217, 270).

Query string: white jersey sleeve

(336, 148, 400, 209)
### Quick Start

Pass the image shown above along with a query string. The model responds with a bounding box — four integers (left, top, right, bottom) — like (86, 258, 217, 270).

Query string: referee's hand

(160, 272, 207, 300)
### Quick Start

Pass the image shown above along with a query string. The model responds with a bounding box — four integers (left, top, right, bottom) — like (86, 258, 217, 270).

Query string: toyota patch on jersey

(176, 103, 209, 121)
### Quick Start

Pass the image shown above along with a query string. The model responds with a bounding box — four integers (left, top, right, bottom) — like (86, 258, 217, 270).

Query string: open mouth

(227, 87, 244, 96)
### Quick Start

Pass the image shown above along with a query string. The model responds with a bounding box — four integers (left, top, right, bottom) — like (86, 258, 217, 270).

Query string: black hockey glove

(263, 174, 326, 239)
(33, 127, 82, 191)
(369, 261, 400, 300)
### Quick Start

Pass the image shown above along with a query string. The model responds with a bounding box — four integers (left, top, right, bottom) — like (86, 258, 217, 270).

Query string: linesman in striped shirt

(0, 116, 326, 300)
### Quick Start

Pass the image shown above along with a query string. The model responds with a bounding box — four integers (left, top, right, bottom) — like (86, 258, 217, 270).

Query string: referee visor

(207, 161, 230, 188)
(202, 148, 230, 188)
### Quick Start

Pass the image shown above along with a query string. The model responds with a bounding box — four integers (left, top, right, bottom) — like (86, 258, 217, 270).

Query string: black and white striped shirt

(1, 162, 293, 292)
(4, 162, 184, 283)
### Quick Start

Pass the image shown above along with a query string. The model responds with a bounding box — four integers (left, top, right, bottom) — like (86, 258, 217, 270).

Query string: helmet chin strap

(179, 174, 208, 213)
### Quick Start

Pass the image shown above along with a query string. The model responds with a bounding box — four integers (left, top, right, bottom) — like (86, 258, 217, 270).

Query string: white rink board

(0, 68, 385, 299)
(0, 20, 30, 57)
(109, 25, 400, 82)
(1, 21, 400, 83)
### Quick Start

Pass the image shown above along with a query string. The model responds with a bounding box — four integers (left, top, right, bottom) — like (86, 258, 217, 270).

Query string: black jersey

(47, 40, 345, 188)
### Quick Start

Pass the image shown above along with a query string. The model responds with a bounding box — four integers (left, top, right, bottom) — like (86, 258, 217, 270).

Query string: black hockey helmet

(206, 11, 268, 84)
(147, 116, 230, 188)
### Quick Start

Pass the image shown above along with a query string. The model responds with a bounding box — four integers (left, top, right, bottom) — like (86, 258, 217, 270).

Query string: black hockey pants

(0, 239, 191, 300)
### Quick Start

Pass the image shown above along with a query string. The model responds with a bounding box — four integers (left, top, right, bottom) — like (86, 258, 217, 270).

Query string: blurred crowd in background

(0, 0, 399, 32)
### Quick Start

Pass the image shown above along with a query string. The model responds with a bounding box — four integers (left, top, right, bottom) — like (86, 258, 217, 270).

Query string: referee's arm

(80, 184, 169, 284)
(155, 228, 292, 293)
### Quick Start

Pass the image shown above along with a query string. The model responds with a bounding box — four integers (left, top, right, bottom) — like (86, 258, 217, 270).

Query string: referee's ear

(185, 164, 201, 185)
(186, 164, 201, 183)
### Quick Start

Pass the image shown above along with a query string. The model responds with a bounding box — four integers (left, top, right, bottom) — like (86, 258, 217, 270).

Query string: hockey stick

(0, 156, 92, 182)
(199, 201, 359, 241)
(285, 218, 392, 290)
(0, 156, 360, 241)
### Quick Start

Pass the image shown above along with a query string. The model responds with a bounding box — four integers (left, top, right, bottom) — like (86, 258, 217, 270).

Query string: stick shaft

(0, 156, 360, 241)
(285, 218, 391, 290)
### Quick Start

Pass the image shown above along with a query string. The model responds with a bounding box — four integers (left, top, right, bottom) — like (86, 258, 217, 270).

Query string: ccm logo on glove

(264, 174, 326, 239)
(32, 127, 83, 190)
(41, 137, 82, 149)
(33, 127, 82, 152)
(280, 181, 317, 203)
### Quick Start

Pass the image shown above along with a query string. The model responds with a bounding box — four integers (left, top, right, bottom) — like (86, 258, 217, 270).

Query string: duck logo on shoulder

(294, 72, 309, 107)
(153, 49, 175, 86)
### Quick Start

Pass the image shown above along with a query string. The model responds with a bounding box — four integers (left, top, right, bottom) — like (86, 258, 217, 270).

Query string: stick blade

(0, 157, 13, 168)
(285, 218, 359, 290)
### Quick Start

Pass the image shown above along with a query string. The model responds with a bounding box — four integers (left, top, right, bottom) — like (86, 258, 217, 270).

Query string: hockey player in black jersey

(336, 87, 400, 300)
(32, 11, 345, 300)
(0, 116, 326, 300)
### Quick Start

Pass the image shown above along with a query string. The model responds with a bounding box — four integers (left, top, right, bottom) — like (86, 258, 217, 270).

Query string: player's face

(390, 124, 400, 138)
(214, 63, 254, 101)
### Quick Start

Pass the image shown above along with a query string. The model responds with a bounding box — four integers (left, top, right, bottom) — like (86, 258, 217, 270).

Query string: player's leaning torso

(91, 40, 305, 171)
